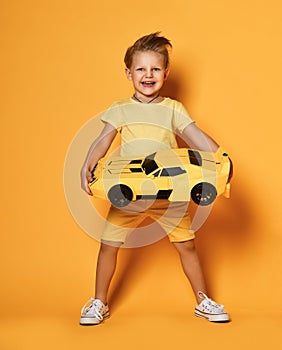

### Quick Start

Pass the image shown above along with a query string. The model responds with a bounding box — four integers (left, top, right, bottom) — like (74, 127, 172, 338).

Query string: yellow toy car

(89, 148, 232, 207)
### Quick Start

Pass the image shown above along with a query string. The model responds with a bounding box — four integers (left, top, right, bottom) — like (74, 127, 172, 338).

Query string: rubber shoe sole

(194, 309, 230, 322)
(80, 311, 110, 325)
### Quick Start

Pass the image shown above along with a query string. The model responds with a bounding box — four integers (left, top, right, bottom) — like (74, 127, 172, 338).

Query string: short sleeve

(172, 101, 194, 132)
(100, 102, 124, 130)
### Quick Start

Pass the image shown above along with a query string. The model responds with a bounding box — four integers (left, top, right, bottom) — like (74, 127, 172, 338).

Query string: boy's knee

(173, 239, 196, 254)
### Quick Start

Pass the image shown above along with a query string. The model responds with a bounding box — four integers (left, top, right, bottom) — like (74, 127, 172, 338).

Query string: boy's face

(125, 50, 169, 100)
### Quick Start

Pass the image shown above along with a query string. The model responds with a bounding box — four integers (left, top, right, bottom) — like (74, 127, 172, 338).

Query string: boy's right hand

(80, 166, 93, 196)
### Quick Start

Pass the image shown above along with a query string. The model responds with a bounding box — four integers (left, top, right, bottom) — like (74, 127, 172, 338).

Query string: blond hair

(124, 32, 172, 69)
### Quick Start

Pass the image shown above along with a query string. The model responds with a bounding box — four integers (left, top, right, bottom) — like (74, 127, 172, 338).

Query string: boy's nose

(145, 70, 153, 77)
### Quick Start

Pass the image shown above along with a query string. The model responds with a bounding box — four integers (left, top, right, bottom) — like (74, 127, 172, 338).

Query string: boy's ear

(125, 68, 132, 80)
(164, 68, 170, 80)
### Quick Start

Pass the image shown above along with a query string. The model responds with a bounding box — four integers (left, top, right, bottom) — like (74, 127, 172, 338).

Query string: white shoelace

(81, 298, 104, 320)
(198, 291, 224, 312)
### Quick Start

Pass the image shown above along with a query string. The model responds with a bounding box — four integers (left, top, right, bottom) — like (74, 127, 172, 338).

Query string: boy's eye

(136, 67, 161, 72)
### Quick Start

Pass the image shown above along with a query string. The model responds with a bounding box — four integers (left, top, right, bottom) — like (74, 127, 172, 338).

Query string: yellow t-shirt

(101, 97, 194, 156)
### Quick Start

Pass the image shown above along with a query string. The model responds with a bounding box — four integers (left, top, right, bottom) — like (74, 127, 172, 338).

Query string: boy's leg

(80, 241, 120, 325)
(95, 241, 121, 304)
(173, 239, 230, 322)
(154, 202, 206, 304)
(172, 240, 207, 304)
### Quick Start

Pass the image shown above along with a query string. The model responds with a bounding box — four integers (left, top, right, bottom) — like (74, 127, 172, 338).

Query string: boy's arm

(182, 123, 233, 181)
(81, 122, 117, 195)
(181, 123, 219, 152)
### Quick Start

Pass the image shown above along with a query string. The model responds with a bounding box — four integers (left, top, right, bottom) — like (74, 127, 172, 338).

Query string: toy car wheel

(191, 182, 217, 206)
(108, 185, 133, 207)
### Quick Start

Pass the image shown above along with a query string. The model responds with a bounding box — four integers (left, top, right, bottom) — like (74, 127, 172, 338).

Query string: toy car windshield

(141, 153, 158, 175)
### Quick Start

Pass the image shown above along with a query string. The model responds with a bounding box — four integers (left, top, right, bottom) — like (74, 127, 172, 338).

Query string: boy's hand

(79, 123, 117, 196)
(80, 166, 93, 196)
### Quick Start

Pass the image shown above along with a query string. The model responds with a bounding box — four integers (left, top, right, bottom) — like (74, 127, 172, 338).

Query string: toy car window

(160, 169, 169, 176)
(160, 167, 186, 176)
(142, 158, 159, 175)
(188, 150, 202, 166)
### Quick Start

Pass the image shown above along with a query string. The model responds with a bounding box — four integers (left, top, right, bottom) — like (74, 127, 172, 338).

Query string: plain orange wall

(1, 0, 282, 345)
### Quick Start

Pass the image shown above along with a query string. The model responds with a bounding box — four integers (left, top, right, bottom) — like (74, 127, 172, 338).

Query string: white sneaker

(194, 291, 230, 322)
(80, 298, 110, 325)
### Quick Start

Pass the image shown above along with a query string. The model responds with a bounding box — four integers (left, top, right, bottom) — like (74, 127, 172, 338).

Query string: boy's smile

(125, 50, 169, 102)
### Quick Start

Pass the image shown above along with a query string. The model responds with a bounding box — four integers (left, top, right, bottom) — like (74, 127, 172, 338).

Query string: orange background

(1, 0, 282, 349)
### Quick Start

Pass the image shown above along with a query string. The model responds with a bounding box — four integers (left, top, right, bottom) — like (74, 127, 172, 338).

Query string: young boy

(80, 32, 230, 324)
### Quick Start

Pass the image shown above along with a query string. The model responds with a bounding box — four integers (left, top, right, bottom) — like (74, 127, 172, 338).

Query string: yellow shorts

(101, 200, 195, 246)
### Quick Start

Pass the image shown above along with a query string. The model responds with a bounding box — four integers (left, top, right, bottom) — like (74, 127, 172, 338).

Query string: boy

(80, 32, 230, 324)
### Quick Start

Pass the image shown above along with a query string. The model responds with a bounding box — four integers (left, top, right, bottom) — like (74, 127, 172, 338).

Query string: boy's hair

(124, 32, 172, 69)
